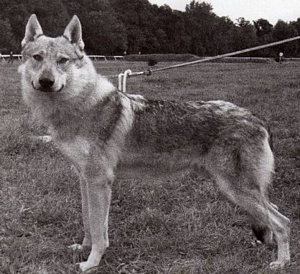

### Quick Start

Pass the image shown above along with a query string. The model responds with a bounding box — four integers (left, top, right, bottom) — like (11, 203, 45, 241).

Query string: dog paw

(77, 261, 98, 273)
(68, 243, 84, 251)
(269, 260, 288, 269)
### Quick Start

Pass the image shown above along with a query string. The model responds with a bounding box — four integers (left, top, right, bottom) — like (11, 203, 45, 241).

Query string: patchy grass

(0, 60, 300, 273)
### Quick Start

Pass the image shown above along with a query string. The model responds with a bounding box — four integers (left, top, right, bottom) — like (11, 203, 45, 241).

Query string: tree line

(1, 0, 300, 57)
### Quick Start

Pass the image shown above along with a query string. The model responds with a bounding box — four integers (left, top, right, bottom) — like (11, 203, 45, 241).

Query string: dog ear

(22, 14, 43, 48)
(63, 15, 85, 51)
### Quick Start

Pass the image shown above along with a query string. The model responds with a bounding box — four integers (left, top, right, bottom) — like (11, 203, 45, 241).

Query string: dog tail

(255, 113, 273, 151)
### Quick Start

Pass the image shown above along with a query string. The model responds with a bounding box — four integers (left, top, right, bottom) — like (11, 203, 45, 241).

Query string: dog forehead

(24, 36, 76, 57)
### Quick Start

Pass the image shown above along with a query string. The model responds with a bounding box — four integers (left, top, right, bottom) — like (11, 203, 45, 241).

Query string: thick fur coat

(19, 14, 290, 273)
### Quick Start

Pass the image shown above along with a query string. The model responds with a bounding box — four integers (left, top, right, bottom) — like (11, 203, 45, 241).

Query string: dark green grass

(0, 60, 299, 273)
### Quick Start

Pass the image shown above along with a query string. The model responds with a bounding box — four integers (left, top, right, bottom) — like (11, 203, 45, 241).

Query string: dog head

(20, 14, 87, 93)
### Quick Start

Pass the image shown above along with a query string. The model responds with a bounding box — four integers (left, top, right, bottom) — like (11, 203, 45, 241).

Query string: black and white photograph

(0, 0, 299, 273)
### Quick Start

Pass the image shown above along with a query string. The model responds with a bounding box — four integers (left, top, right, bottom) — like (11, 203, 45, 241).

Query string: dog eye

(57, 57, 69, 64)
(33, 54, 43, 61)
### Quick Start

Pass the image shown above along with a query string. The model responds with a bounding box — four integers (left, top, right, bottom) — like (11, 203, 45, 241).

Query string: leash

(106, 35, 300, 93)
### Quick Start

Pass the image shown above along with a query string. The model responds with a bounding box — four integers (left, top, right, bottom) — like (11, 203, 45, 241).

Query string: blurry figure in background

(8, 50, 14, 64)
(279, 52, 283, 64)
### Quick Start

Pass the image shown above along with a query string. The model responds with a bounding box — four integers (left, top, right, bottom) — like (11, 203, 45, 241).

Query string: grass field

(0, 60, 299, 274)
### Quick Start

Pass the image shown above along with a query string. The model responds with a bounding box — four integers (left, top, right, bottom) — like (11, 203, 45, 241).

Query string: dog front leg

(69, 171, 92, 251)
(68, 172, 91, 252)
(79, 176, 112, 273)
(80, 175, 92, 247)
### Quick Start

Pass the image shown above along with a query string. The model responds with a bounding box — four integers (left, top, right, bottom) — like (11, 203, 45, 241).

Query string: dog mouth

(31, 81, 64, 93)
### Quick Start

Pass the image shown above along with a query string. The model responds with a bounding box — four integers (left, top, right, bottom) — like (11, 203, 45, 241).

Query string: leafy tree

(253, 19, 274, 56)
(0, 0, 300, 56)
(254, 19, 273, 37)
(153, 6, 190, 53)
(81, 10, 127, 54)
(291, 18, 300, 56)
(234, 18, 257, 55)
(31, 0, 127, 54)
(210, 16, 236, 55)
(291, 18, 300, 34)
(185, 1, 216, 55)
(273, 20, 299, 57)
(0, 0, 29, 51)
(0, 18, 17, 51)
(27, 0, 70, 36)
(112, 0, 156, 54)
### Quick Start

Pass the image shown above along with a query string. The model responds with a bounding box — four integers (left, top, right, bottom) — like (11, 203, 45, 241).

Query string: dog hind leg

(213, 174, 290, 268)
(205, 139, 290, 269)
(252, 222, 273, 245)
(251, 205, 279, 245)
(266, 202, 290, 269)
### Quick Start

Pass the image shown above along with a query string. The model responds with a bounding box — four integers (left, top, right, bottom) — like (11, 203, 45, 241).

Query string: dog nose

(39, 78, 55, 89)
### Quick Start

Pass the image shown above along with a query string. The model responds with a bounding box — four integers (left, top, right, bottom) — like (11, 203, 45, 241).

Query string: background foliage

(1, 0, 300, 56)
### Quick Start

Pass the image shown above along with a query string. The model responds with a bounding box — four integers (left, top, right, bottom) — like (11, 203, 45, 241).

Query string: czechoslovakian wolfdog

(19, 15, 290, 272)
